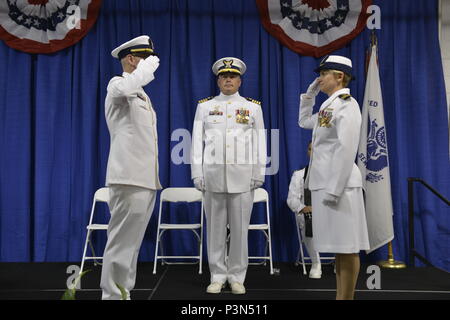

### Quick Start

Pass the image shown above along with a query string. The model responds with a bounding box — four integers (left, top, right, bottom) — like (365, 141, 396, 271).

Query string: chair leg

(267, 232, 274, 275)
(80, 229, 92, 276)
(153, 231, 160, 274)
(159, 232, 166, 266)
(296, 223, 307, 275)
(199, 228, 203, 274)
(299, 241, 307, 275)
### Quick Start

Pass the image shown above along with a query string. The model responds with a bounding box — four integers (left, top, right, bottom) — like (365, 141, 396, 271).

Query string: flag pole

(378, 241, 406, 269)
(364, 31, 406, 269)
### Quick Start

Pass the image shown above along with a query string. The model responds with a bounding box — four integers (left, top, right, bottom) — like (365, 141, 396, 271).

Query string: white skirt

(311, 188, 370, 254)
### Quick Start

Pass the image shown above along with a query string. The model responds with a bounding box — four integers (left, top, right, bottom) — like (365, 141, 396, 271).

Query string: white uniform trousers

(204, 190, 254, 284)
(100, 185, 156, 300)
(296, 213, 320, 264)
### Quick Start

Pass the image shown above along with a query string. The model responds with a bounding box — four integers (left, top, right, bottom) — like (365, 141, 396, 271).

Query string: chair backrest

(253, 188, 269, 203)
(94, 187, 110, 203)
(160, 187, 203, 203)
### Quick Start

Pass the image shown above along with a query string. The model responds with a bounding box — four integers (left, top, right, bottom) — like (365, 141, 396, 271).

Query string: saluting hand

(146, 55, 160, 74)
(305, 78, 321, 98)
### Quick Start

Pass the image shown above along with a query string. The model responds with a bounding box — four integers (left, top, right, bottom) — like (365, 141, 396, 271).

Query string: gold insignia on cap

(223, 60, 233, 68)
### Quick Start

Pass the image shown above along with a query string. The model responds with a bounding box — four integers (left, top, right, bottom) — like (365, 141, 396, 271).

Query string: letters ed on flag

(357, 42, 394, 253)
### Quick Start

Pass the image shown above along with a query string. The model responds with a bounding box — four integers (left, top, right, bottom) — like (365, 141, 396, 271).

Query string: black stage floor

(0, 262, 449, 301)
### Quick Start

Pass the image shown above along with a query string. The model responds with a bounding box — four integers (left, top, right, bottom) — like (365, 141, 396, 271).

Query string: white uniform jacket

(286, 168, 307, 214)
(298, 88, 362, 197)
(105, 58, 162, 190)
(191, 92, 266, 193)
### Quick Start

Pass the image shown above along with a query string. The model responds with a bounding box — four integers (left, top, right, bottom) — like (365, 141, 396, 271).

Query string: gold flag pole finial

(378, 241, 406, 269)
(370, 30, 377, 47)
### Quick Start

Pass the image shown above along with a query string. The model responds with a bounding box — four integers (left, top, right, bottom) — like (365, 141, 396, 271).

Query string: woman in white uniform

(298, 55, 370, 300)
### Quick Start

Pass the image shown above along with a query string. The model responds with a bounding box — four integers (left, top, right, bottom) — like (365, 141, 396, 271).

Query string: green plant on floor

(61, 271, 128, 300)
(115, 282, 128, 300)
(61, 269, 91, 300)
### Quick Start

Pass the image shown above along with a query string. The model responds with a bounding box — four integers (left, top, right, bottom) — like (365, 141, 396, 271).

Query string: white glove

(305, 78, 321, 98)
(193, 177, 205, 192)
(250, 179, 264, 190)
(322, 193, 339, 206)
(145, 55, 160, 74)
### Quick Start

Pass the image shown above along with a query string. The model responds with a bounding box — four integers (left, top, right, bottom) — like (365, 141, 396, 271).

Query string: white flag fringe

(357, 42, 395, 254)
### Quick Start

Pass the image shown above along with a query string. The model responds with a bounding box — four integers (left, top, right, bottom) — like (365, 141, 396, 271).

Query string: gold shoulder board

(339, 94, 351, 101)
(245, 97, 261, 105)
(198, 96, 214, 104)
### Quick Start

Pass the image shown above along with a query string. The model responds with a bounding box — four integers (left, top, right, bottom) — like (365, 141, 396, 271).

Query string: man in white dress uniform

(287, 142, 322, 279)
(100, 35, 162, 300)
(298, 55, 370, 300)
(191, 57, 266, 294)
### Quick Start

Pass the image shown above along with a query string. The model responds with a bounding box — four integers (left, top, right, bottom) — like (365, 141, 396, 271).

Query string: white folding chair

(294, 215, 335, 275)
(80, 187, 110, 276)
(294, 215, 307, 275)
(153, 187, 204, 274)
(248, 188, 274, 275)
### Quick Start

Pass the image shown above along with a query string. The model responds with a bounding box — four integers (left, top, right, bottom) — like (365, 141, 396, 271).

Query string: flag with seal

(256, 0, 372, 57)
(357, 35, 395, 253)
(0, 0, 102, 54)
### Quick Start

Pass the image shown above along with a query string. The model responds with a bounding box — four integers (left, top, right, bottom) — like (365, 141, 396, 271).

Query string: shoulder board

(198, 96, 214, 104)
(116, 74, 123, 78)
(339, 94, 351, 101)
(245, 97, 261, 105)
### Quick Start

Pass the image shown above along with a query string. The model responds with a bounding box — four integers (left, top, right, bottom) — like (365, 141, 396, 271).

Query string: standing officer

(100, 35, 162, 300)
(298, 55, 370, 300)
(191, 57, 266, 295)
(287, 142, 322, 279)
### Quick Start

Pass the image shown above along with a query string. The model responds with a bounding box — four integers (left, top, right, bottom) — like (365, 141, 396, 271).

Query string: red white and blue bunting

(0, 0, 102, 54)
(256, 0, 372, 57)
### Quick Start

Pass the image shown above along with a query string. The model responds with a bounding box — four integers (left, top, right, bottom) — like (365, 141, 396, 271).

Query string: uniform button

(226, 144, 230, 148)
(213, 120, 217, 123)
(228, 115, 232, 118)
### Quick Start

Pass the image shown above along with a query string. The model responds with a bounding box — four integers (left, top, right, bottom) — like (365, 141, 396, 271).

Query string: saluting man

(101, 35, 162, 300)
(298, 55, 370, 300)
(191, 57, 266, 295)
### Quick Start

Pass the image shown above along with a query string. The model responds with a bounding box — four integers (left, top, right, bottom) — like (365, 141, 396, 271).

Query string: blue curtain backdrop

(0, 0, 448, 271)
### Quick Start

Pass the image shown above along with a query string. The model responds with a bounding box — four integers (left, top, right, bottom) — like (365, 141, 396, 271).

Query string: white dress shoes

(206, 282, 225, 294)
(230, 282, 246, 294)
(309, 263, 322, 279)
